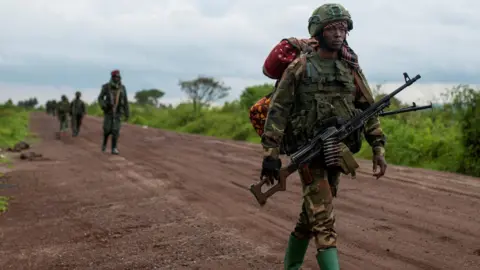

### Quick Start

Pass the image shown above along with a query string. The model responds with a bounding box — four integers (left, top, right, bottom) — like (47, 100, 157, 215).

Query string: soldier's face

(112, 75, 120, 83)
(322, 24, 347, 51)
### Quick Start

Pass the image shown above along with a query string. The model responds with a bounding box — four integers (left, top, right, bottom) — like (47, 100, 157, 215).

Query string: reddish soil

(0, 112, 479, 270)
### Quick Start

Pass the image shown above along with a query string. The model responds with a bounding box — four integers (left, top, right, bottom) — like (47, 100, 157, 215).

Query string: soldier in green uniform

(70, 91, 86, 137)
(260, 4, 388, 270)
(45, 100, 51, 115)
(97, 70, 130, 155)
(56, 95, 71, 138)
(45, 100, 52, 115)
(51, 100, 57, 117)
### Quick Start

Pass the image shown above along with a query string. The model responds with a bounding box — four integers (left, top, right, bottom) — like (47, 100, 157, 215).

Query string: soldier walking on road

(51, 100, 57, 117)
(70, 91, 86, 137)
(46, 100, 57, 117)
(97, 69, 130, 155)
(45, 100, 52, 115)
(56, 95, 71, 138)
(259, 4, 388, 270)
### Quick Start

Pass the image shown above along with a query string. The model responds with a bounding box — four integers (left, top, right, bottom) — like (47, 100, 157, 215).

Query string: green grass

(0, 196, 8, 213)
(0, 104, 30, 149)
(0, 154, 10, 164)
(0, 104, 31, 214)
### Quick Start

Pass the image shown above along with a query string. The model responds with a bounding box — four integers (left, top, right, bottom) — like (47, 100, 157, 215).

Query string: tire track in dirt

(1, 113, 479, 270)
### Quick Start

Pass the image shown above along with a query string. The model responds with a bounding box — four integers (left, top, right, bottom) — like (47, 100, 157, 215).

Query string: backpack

(249, 38, 317, 137)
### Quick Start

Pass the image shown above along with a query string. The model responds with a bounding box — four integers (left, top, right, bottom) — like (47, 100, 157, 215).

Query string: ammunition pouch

(345, 108, 364, 154)
(345, 129, 363, 154)
(337, 142, 359, 177)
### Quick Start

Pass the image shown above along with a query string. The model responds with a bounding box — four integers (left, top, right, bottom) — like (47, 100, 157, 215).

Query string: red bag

(250, 38, 316, 137)
(262, 38, 318, 80)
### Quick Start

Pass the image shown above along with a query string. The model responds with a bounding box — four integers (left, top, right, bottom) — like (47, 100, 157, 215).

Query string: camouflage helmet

(61, 95, 67, 100)
(75, 91, 81, 97)
(308, 3, 353, 37)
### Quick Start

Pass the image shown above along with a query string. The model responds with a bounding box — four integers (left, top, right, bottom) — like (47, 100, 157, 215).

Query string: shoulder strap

(353, 70, 375, 104)
(284, 37, 319, 54)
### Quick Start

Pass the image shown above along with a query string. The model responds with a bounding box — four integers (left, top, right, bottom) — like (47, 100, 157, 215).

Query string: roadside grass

(0, 104, 31, 214)
(0, 104, 30, 149)
(0, 196, 8, 213)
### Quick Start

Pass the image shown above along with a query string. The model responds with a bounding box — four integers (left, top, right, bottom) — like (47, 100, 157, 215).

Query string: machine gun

(250, 72, 430, 206)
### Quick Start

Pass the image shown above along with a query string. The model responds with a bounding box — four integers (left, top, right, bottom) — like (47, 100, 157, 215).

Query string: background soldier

(70, 91, 86, 137)
(260, 4, 387, 270)
(45, 100, 52, 115)
(97, 69, 130, 155)
(51, 100, 57, 117)
(56, 95, 71, 138)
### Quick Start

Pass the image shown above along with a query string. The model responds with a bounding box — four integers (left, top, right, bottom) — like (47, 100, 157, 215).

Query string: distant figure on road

(56, 95, 71, 138)
(51, 100, 57, 117)
(45, 100, 52, 115)
(97, 69, 130, 155)
(70, 91, 86, 137)
(46, 100, 57, 116)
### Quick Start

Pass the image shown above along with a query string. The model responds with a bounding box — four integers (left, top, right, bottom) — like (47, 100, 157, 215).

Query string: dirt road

(1, 113, 479, 270)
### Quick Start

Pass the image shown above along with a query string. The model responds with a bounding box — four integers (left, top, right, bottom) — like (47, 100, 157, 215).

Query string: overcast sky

(0, 0, 478, 106)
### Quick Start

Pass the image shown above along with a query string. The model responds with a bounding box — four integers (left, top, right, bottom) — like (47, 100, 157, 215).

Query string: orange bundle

(249, 95, 272, 136)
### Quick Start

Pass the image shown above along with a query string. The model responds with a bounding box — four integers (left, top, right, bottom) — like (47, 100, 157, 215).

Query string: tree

(449, 85, 480, 176)
(239, 83, 274, 110)
(17, 97, 38, 109)
(134, 89, 165, 107)
(178, 76, 231, 114)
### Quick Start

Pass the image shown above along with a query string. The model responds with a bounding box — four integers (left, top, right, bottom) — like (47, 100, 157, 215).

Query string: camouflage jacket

(261, 50, 385, 157)
(97, 82, 130, 118)
(70, 98, 86, 116)
(56, 100, 71, 116)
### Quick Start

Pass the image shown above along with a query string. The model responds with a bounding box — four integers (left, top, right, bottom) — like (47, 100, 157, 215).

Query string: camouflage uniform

(51, 100, 57, 116)
(46, 101, 51, 115)
(261, 4, 386, 270)
(46, 100, 56, 116)
(97, 70, 130, 154)
(70, 91, 86, 137)
(56, 95, 71, 136)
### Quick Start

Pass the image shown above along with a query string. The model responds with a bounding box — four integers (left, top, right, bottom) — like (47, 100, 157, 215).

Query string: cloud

(0, 0, 478, 105)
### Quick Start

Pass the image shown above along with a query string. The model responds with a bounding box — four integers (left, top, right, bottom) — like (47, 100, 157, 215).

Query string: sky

(0, 0, 478, 106)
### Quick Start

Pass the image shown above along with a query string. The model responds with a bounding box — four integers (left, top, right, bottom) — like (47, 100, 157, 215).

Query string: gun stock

(249, 163, 298, 206)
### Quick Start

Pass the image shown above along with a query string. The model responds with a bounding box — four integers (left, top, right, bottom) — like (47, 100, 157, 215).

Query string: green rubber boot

(316, 247, 340, 270)
(284, 233, 310, 270)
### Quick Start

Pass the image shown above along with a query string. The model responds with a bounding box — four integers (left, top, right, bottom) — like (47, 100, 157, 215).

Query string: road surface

(1, 113, 479, 269)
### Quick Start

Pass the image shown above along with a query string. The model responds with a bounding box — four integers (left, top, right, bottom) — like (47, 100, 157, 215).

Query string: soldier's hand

(372, 146, 387, 179)
(260, 156, 281, 185)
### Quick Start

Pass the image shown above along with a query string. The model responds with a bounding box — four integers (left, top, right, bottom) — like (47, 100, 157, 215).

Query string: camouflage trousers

(71, 114, 83, 135)
(292, 163, 339, 250)
(102, 114, 122, 150)
(58, 115, 69, 132)
(102, 114, 121, 137)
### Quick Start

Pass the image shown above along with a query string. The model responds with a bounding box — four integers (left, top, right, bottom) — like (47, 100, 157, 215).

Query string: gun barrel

(379, 104, 432, 117)
(379, 74, 421, 104)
